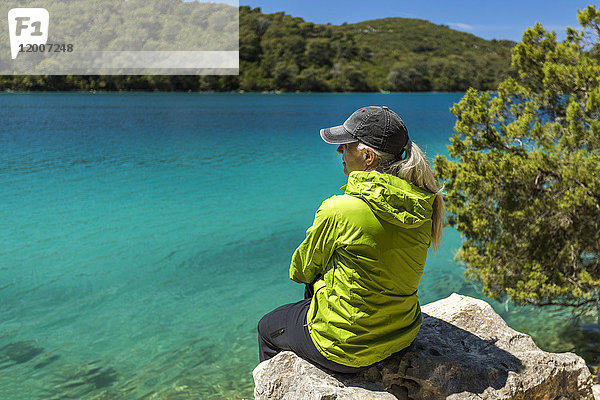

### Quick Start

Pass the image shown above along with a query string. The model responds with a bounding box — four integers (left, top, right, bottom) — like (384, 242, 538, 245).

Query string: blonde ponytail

(357, 141, 446, 252)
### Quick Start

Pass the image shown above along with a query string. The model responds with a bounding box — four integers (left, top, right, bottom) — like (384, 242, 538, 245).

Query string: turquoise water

(0, 93, 595, 399)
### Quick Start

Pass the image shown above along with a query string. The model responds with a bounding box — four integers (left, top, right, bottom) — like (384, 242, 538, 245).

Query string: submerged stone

(0, 340, 44, 364)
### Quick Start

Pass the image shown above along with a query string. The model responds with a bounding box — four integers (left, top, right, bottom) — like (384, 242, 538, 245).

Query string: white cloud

(448, 22, 475, 30)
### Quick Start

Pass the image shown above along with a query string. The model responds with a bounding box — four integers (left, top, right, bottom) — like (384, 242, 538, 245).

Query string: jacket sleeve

(289, 198, 339, 284)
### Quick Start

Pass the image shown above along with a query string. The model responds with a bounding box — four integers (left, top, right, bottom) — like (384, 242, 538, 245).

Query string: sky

(239, 0, 598, 42)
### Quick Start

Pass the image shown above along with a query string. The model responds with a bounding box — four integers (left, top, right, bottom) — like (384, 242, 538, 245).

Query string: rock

(253, 293, 595, 400)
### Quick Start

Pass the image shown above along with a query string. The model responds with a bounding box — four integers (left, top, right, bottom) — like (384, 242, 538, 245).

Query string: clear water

(0, 93, 595, 399)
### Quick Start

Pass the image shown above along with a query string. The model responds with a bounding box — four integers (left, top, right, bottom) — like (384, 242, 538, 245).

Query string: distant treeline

(0, 5, 515, 92)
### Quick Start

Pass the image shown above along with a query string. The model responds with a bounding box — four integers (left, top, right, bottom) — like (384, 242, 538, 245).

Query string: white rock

(253, 293, 595, 400)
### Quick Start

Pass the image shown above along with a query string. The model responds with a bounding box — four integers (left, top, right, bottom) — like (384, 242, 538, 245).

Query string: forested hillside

(0, 5, 515, 91)
(240, 7, 514, 92)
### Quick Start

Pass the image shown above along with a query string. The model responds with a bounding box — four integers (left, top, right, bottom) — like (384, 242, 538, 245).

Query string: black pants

(257, 284, 366, 374)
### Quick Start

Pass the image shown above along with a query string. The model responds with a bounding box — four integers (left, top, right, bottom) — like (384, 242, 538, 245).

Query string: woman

(258, 106, 445, 373)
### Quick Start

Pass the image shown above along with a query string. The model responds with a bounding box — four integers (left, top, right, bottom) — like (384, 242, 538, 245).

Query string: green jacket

(289, 171, 435, 367)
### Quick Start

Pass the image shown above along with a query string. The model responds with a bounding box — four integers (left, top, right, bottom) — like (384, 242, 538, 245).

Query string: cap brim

(319, 125, 357, 144)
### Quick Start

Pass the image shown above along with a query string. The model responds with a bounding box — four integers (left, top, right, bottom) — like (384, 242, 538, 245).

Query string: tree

(297, 66, 330, 91)
(273, 61, 299, 91)
(305, 38, 335, 67)
(434, 6, 600, 312)
(429, 55, 476, 91)
(331, 61, 372, 91)
(385, 60, 431, 91)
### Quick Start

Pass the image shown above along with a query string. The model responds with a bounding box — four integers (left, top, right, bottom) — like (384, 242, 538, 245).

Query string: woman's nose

(337, 145, 343, 154)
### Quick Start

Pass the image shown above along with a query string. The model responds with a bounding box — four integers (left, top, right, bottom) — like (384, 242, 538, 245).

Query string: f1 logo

(8, 8, 49, 60)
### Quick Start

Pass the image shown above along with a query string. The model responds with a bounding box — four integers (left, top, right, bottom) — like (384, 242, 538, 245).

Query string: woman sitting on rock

(258, 106, 445, 373)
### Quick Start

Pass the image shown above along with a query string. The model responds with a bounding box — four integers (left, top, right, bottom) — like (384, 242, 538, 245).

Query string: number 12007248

(19, 43, 74, 53)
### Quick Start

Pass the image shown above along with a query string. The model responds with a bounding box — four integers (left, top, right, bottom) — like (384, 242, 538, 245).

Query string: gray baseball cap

(320, 106, 410, 156)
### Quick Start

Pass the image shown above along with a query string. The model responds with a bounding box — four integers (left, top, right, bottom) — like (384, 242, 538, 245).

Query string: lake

(0, 92, 594, 399)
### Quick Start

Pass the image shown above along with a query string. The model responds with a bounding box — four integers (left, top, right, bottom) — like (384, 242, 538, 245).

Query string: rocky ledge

(253, 293, 596, 400)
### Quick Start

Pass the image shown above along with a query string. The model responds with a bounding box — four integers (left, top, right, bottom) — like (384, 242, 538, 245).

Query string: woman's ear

(364, 148, 375, 166)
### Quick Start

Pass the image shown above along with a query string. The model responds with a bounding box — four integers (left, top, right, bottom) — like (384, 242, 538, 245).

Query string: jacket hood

(342, 171, 435, 228)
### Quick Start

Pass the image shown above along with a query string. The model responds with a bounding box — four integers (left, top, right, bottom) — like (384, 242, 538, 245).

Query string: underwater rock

(253, 293, 595, 400)
(49, 359, 119, 399)
(0, 340, 44, 369)
(34, 354, 60, 369)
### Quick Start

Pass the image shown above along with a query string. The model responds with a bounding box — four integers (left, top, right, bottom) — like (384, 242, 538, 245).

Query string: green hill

(0, 5, 515, 91)
(341, 18, 515, 90)
(238, 7, 514, 92)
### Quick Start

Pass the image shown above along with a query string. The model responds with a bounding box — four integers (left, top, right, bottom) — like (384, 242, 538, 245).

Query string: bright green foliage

(434, 6, 600, 310)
